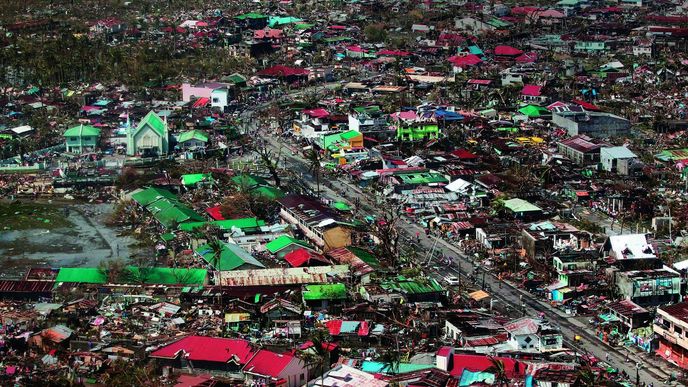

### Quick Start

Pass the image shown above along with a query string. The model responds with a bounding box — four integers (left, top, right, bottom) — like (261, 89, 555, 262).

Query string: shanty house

(63, 124, 101, 154)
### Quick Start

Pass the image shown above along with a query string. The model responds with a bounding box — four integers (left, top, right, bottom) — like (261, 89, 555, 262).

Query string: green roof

(131, 187, 177, 207)
(136, 111, 167, 137)
(303, 283, 347, 300)
(235, 12, 267, 20)
(147, 198, 204, 228)
(265, 235, 313, 254)
(381, 277, 443, 294)
(253, 186, 285, 200)
(340, 130, 361, 141)
(353, 106, 381, 114)
(518, 105, 550, 118)
(346, 246, 380, 267)
(503, 198, 542, 213)
(161, 232, 176, 241)
(181, 173, 213, 186)
(124, 267, 207, 285)
(331, 201, 352, 211)
(63, 124, 101, 137)
(223, 73, 247, 84)
(178, 217, 266, 232)
(56, 267, 206, 285)
(295, 23, 315, 30)
(178, 130, 208, 143)
(196, 242, 265, 271)
(232, 174, 269, 188)
(55, 268, 107, 284)
(397, 172, 448, 185)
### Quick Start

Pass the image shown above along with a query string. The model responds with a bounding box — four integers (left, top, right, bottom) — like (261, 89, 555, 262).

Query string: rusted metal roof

(0, 280, 55, 293)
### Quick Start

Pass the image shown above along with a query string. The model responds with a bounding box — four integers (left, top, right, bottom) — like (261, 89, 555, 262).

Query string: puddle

(0, 203, 142, 278)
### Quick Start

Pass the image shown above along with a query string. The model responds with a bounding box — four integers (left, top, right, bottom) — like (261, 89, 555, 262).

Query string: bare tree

(369, 201, 405, 267)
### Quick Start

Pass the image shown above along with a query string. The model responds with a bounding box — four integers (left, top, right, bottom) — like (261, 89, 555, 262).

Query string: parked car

(445, 276, 460, 286)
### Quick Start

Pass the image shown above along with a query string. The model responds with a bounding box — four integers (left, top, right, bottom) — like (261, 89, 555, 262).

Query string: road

(241, 108, 676, 385)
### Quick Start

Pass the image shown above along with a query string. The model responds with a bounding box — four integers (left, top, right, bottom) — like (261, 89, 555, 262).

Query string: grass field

(0, 202, 74, 230)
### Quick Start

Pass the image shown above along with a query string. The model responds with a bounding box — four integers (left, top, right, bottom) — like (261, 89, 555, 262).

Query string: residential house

(63, 124, 100, 154)
(654, 302, 688, 369)
(552, 111, 631, 138)
(150, 336, 255, 377)
(302, 283, 347, 311)
(503, 198, 544, 220)
(177, 130, 209, 149)
(265, 235, 316, 259)
(308, 364, 388, 387)
(605, 299, 650, 330)
(600, 146, 640, 175)
(242, 350, 308, 387)
(504, 317, 564, 352)
(557, 135, 602, 165)
(391, 111, 440, 141)
(551, 250, 597, 289)
(277, 194, 353, 251)
(181, 82, 232, 111)
(320, 130, 365, 165)
(521, 221, 591, 259)
(195, 242, 265, 271)
(574, 41, 608, 53)
(126, 111, 169, 157)
(347, 106, 391, 141)
(613, 267, 681, 306)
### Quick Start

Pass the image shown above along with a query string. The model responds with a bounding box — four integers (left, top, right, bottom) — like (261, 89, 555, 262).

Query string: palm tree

(380, 338, 402, 376)
(202, 226, 225, 308)
(297, 329, 332, 385)
(307, 149, 323, 198)
(486, 356, 509, 387)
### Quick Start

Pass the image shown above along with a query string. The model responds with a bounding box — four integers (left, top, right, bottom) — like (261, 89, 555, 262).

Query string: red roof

(494, 45, 523, 56)
(258, 65, 310, 78)
(192, 97, 210, 108)
(242, 349, 295, 378)
(326, 320, 343, 335)
(448, 54, 482, 67)
(377, 49, 410, 57)
(571, 99, 601, 111)
(151, 336, 255, 364)
(449, 354, 524, 378)
(206, 206, 225, 220)
(451, 149, 478, 160)
(283, 248, 330, 267)
(515, 52, 538, 63)
(174, 374, 213, 387)
(254, 29, 283, 39)
(511, 6, 541, 15)
(437, 346, 452, 357)
(302, 108, 330, 118)
(521, 85, 542, 96)
(468, 79, 492, 85)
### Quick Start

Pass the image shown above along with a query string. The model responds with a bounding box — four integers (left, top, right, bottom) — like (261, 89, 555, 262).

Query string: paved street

(244, 109, 678, 385)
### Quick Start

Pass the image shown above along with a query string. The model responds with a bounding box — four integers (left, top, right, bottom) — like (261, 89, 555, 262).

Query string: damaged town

(1, 0, 688, 386)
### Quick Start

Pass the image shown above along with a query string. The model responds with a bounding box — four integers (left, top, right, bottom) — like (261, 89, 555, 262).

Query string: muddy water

(0, 203, 138, 278)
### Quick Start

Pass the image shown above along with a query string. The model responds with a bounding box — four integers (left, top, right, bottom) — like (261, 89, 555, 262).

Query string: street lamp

(635, 362, 640, 386)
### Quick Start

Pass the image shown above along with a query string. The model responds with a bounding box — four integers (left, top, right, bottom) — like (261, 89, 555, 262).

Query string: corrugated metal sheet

(0, 280, 55, 293)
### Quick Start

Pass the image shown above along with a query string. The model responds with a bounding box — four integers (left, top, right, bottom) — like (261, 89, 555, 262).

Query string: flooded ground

(0, 202, 139, 279)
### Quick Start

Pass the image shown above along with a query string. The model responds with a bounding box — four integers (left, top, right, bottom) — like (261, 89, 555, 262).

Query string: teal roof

(196, 242, 265, 271)
(232, 174, 270, 188)
(303, 283, 347, 300)
(346, 247, 380, 267)
(360, 361, 435, 375)
(266, 235, 313, 254)
(268, 16, 302, 27)
(63, 124, 101, 137)
(178, 130, 208, 143)
(253, 186, 285, 200)
(518, 105, 550, 118)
